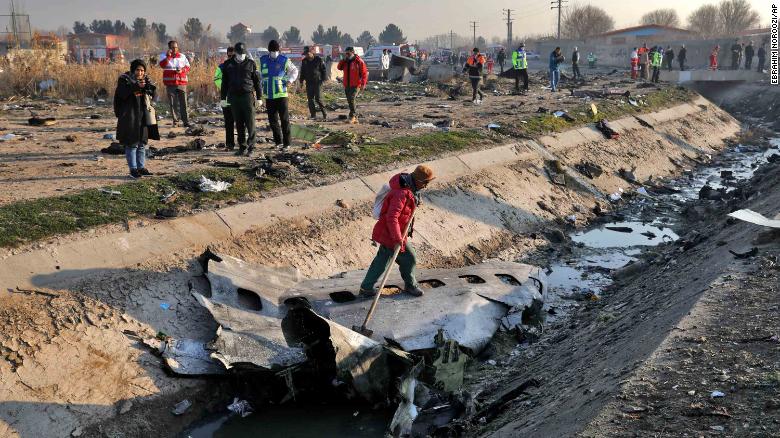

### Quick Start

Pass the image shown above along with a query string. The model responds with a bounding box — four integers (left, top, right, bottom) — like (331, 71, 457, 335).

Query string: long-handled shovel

(352, 209, 416, 337)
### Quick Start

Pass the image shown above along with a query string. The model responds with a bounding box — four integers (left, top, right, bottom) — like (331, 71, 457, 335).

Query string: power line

(469, 21, 478, 47)
(502, 9, 514, 46)
(550, 0, 568, 41)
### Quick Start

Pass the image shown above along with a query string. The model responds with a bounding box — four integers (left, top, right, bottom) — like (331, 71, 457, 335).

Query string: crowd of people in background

(112, 34, 771, 179)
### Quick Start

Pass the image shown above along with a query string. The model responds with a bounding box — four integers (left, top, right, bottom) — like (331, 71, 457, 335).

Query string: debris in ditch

(605, 226, 634, 233)
(336, 199, 350, 209)
(412, 122, 437, 129)
(634, 116, 654, 129)
(227, 398, 254, 418)
(171, 399, 192, 416)
(100, 188, 121, 196)
(729, 247, 758, 259)
(199, 176, 231, 192)
(575, 161, 604, 179)
(65, 134, 77, 142)
(728, 209, 780, 228)
(0, 133, 16, 141)
(596, 119, 619, 139)
(618, 168, 638, 184)
(710, 391, 726, 398)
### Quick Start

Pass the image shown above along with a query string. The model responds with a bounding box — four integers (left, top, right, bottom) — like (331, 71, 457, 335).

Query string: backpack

(372, 183, 391, 220)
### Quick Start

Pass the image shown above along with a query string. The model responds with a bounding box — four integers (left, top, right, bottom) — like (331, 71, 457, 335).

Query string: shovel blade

(351, 325, 373, 337)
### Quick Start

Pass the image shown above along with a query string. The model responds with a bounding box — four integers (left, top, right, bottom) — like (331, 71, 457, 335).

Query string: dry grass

(0, 50, 220, 103)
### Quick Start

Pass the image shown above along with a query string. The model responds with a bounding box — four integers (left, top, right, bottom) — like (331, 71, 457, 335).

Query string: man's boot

(321, 109, 327, 120)
(405, 285, 424, 297)
(235, 146, 246, 156)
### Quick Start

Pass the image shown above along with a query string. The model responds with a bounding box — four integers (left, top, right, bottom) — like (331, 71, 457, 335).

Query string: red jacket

(372, 173, 417, 252)
(159, 52, 191, 87)
(337, 55, 368, 89)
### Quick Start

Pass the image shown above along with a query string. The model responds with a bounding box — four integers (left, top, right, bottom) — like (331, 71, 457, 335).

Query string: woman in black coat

(114, 59, 157, 178)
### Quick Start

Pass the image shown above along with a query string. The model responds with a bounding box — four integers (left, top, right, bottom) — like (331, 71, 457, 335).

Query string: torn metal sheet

(280, 262, 546, 354)
(728, 209, 780, 228)
(283, 303, 419, 403)
(194, 293, 307, 370)
(205, 252, 302, 318)
(160, 338, 226, 375)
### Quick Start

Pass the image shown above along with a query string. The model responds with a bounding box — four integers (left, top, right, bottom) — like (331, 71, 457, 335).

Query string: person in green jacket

(650, 47, 663, 83)
(587, 52, 596, 68)
(213, 46, 235, 150)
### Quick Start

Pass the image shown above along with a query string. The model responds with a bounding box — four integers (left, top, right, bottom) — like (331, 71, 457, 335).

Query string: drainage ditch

(179, 136, 779, 437)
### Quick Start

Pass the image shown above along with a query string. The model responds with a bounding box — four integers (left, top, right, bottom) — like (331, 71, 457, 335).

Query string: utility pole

(551, 0, 567, 41)
(469, 21, 478, 47)
(449, 30, 454, 50)
(503, 9, 514, 47)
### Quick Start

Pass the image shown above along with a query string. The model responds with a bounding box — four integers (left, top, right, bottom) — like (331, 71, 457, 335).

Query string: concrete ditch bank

(0, 96, 739, 290)
(0, 94, 744, 437)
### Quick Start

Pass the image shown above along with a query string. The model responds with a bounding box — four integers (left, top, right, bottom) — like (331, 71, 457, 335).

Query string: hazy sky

(9, 0, 773, 42)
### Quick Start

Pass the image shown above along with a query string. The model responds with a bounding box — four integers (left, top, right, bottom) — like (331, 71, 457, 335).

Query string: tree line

(72, 18, 408, 50)
(559, 0, 760, 40)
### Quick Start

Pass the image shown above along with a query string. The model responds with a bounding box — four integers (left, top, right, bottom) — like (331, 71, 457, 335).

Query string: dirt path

(473, 149, 780, 437)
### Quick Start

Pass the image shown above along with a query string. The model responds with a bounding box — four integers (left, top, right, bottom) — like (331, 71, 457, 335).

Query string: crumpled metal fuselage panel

(206, 253, 302, 318)
(194, 293, 307, 370)
(280, 262, 546, 353)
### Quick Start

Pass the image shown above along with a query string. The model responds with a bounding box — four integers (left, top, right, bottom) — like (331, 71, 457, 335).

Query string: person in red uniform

(359, 165, 435, 298)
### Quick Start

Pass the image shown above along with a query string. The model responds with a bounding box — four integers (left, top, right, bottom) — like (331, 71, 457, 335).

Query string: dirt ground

(0, 68, 772, 437)
(0, 64, 674, 206)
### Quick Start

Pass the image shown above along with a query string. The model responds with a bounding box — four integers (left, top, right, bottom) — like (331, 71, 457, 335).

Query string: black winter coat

(220, 57, 261, 99)
(114, 72, 156, 146)
(300, 55, 327, 86)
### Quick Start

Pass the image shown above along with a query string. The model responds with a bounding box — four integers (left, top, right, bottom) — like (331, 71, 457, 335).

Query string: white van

(363, 44, 417, 70)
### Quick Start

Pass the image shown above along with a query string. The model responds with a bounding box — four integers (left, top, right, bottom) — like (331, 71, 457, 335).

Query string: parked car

(526, 51, 541, 60)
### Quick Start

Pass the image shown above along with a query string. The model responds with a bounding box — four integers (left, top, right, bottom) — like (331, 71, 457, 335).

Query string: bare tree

(687, 4, 722, 37)
(718, 0, 759, 35)
(561, 4, 615, 39)
(641, 9, 680, 27)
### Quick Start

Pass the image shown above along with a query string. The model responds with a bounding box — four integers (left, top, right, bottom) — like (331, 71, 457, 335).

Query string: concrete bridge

(660, 69, 766, 83)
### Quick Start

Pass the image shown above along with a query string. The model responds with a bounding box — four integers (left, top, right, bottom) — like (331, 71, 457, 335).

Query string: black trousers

(345, 87, 358, 118)
(470, 78, 483, 100)
(266, 97, 290, 146)
(652, 66, 660, 83)
(667, 59, 673, 71)
(228, 93, 256, 150)
(758, 57, 765, 72)
(514, 69, 529, 91)
(306, 81, 326, 117)
(745, 57, 753, 70)
(572, 63, 581, 79)
(222, 105, 235, 148)
(679, 59, 686, 71)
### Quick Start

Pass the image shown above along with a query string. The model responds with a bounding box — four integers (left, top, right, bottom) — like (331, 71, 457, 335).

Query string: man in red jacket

(337, 47, 368, 124)
(159, 40, 191, 127)
(359, 165, 435, 298)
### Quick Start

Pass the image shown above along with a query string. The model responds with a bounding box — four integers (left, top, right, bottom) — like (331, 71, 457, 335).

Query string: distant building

(589, 25, 696, 46)
(67, 33, 130, 63)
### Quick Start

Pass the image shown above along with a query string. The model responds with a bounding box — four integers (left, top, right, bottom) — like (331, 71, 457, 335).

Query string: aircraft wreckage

(146, 250, 546, 436)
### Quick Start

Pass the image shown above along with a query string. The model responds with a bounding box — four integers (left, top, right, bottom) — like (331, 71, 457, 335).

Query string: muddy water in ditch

(544, 138, 779, 320)
(183, 139, 779, 437)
